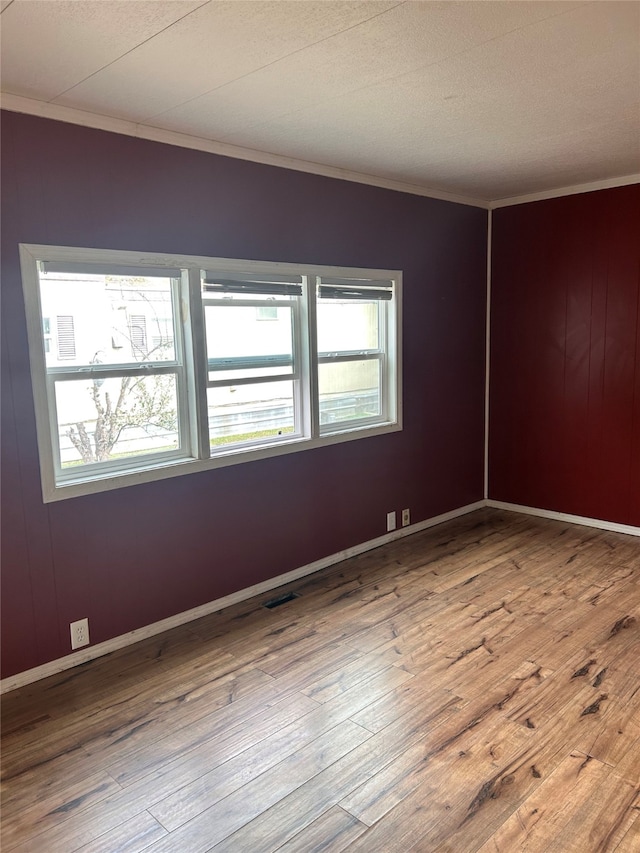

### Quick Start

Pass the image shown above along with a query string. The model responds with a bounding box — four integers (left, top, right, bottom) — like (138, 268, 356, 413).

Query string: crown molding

(490, 174, 640, 209)
(0, 94, 490, 210)
(2, 95, 637, 211)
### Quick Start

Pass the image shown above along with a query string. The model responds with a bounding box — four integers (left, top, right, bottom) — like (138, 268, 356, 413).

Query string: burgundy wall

(489, 185, 640, 526)
(1, 111, 487, 679)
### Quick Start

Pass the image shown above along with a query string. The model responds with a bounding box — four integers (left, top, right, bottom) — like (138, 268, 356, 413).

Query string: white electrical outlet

(386, 511, 397, 532)
(70, 618, 90, 650)
(402, 508, 411, 527)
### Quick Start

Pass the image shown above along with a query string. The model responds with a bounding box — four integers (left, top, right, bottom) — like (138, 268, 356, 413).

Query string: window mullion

(301, 275, 319, 439)
(170, 277, 191, 458)
(384, 290, 398, 424)
(185, 268, 210, 460)
(380, 299, 389, 422)
(289, 294, 303, 439)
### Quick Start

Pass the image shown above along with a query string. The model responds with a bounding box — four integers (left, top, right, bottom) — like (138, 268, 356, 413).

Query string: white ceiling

(1, 0, 639, 203)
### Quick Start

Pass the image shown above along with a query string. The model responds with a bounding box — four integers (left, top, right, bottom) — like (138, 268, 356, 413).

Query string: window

(56, 315, 76, 359)
(256, 304, 278, 321)
(317, 278, 391, 429)
(128, 314, 148, 357)
(20, 246, 401, 501)
(203, 274, 301, 449)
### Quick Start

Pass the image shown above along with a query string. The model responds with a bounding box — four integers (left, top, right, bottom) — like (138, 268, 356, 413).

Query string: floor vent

(263, 591, 300, 609)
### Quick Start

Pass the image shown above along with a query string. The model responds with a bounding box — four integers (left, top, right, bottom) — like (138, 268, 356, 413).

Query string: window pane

(205, 304, 293, 364)
(317, 300, 379, 353)
(207, 381, 295, 448)
(55, 375, 179, 468)
(319, 360, 381, 426)
(38, 272, 177, 367)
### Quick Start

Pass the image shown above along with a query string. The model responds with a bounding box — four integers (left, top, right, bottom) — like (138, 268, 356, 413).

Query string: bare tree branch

(66, 282, 177, 463)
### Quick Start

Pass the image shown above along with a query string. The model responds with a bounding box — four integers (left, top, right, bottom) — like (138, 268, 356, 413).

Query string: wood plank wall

(490, 184, 640, 527)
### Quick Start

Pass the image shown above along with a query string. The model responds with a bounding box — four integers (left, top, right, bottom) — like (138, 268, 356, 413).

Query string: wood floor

(2, 508, 639, 852)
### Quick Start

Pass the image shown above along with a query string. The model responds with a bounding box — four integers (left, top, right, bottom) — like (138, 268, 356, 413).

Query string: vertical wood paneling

(490, 185, 640, 526)
(599, 193, 639, 521)
(0, 111, 487, 679)
(582, 200, 611, 522)
(632, 284, 640, 523)
(559, 201, 594, 515)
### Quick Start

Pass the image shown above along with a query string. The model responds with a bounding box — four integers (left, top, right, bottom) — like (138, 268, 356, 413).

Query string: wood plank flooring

(2, 508, 639, 852)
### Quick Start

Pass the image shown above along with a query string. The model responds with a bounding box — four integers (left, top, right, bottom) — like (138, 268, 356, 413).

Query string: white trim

(490, 175, 640, 209)
(37, 422, 403, 501)
(0, 94, 488, 210)
(6, 497, 639, 692)
(0, 500, 485, 694)
(4, 97, 636, 211)
(486, 500, 640, 538)
(19, 245, 58, 499)
(483, 210, 492, 500)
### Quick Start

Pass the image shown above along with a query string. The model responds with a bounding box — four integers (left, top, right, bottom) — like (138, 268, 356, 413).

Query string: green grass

(210, 426, 294, 447)
(62, 427, 294, 466)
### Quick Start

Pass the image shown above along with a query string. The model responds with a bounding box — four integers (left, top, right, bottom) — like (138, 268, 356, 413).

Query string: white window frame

(201, 272, 305, 453)
(316, 277, 394, 434)
(19, 245, 402, 502)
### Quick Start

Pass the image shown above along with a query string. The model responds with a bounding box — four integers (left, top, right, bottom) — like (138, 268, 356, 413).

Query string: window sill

(44, 420, 402, 502)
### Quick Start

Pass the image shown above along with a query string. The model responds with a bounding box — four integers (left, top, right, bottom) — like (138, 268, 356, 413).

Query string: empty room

(1, 1, 639, 851)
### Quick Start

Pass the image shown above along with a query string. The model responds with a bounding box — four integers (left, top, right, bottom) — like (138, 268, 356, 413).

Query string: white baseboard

(4, 497, 636, 693)
(486, 499, 640, 538)
(0, 500, 485, 694)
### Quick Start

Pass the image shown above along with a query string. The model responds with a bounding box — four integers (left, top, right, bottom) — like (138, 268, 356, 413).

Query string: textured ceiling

(1, 0, 639, 202)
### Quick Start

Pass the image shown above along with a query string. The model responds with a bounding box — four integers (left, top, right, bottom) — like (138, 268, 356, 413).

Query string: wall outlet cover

(70, 618, 90, 650)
